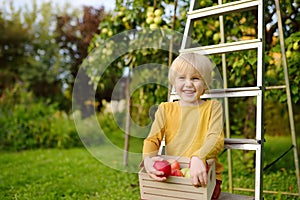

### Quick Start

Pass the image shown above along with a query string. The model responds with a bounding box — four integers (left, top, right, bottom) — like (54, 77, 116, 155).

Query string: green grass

(0, 148, 140, 200)
(0, 136, 299, 199)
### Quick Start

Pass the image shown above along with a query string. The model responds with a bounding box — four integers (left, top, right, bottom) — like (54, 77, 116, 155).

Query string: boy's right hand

(144, 156, 167, 181)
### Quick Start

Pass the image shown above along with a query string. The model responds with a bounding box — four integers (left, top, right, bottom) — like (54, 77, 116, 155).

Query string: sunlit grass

(0, 148, 140, 200)
(0, 136, 299, 199)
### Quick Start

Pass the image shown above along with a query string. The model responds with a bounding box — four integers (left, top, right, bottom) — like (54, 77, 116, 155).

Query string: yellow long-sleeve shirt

(143, 100, 224, 180)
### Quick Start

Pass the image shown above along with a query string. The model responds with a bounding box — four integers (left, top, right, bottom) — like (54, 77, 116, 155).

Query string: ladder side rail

(181, 18, 194, 50)
(218, 0, 233, 191)
(180, 0, 197, 50)
(256, 0, 264, 87)
(274, 0, 300, 196)
(255, 89, 264, 200)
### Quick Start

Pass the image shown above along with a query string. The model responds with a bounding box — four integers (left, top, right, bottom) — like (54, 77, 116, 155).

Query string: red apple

(168, 159, 181, 175)
(168, 159, 181, 170)
(153, 160, 171, 177)
(171, 169, 184, 177)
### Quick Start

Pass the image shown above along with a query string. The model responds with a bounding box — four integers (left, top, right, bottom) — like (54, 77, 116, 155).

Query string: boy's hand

(144, 156, 167, 181)
(190, 156, 208, 187)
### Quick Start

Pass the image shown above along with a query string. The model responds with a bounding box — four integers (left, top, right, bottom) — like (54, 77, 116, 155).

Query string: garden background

(1, 0, 300, 199)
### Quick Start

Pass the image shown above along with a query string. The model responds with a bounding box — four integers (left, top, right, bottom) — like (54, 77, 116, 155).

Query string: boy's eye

(192, 77, 201, 80)
(178, 76, 185, 79)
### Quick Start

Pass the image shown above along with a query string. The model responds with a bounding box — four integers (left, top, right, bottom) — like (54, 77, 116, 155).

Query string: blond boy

(143, 53, 224, 199)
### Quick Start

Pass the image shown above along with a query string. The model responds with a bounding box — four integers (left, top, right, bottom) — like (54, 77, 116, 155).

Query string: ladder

(162, 0, 300, 199)
(177, 0, 265, 199)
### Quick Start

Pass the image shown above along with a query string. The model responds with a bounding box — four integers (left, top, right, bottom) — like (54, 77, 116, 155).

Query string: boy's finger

(191, 175, 199, 186)
(149, 172, 167, 181)
(202, 172, 208, 185)
(151, 156, 164, 162)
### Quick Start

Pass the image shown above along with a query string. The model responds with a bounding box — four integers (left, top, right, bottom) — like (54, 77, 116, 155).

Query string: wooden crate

(139, 155, 216, 200)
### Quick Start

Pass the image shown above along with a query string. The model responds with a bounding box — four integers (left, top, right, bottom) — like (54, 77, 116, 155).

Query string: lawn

(0, 148, 140, 200)
(0, 136, 299, 200)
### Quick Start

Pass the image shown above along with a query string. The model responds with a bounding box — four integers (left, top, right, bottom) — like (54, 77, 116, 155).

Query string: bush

(0, 84, 82, 151)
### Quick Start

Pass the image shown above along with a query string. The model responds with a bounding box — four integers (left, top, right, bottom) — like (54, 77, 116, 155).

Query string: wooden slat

(142, 180, 205, 193)
(143, 187, 206, 199)
(142, 193, 197, 200)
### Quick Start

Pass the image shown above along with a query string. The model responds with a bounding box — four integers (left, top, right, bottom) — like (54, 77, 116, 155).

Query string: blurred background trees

(0, 1, 107, 149)
(0, 0, 300, 151)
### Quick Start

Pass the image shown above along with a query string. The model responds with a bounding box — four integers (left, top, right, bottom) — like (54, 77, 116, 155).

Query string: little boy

(142, 53, 224, 199)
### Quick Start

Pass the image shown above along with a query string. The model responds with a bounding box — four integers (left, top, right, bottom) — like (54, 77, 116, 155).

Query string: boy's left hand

(189, 156, 208, 187)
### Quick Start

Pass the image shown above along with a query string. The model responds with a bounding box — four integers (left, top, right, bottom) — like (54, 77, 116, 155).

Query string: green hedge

(0, 101, 83, 151)
(0, 84, 82, 151)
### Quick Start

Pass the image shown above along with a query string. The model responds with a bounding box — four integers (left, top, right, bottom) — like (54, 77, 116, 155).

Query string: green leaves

(0, 84, 80, 151)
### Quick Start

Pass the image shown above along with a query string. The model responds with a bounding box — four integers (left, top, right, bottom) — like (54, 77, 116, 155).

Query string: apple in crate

(167, 159, 184, 176)
(168, 159, 181, 171)
(153, 160, 171, 177)
(172, 169, 184, 177)
(180, 168, 191, 178)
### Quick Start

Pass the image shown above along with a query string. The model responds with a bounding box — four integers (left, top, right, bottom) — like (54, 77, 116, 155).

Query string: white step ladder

(179, 0, 264, 199)
(159, 0, 300, 199)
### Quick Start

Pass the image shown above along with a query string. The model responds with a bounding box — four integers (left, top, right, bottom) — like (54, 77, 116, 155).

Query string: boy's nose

(184, 79, 193, 86)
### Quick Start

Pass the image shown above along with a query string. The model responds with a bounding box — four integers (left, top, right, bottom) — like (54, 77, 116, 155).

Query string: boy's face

(174, 70, 205, 106)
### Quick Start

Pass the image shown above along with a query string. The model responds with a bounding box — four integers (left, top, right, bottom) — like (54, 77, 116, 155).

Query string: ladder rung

(180, 39, 262, 55)
(169, 87, 262, 100)
(188, 0, 260, 19)
(225, 138, 259, 144)
(201, 87, 261, 99)
(204, 87, 261, 94)
(225, 138, 261, 151)
(266, 85, 286, 90)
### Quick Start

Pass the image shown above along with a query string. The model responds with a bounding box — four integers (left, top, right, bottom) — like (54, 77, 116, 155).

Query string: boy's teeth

(184, 91, 193, 94)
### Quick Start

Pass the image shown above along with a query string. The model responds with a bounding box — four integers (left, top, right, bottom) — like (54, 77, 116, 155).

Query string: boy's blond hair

(168, 53, 213, 91)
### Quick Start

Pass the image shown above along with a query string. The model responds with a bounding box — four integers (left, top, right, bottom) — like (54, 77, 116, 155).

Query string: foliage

(84, 0, 300, 140)
(1, 0, 299, 138)
(0, 0, 107, 111)
(0, 1, 65, 104)
(84, 0, 190, 127)
(55, 5, 107, 112)
(0, 82, 145, 151)
(0, 84, 81, 151)
(266, 32, 300, 104)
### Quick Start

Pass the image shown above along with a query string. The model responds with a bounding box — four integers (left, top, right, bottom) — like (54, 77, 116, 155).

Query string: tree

(83, 0, 300, 136)
(83, 0, 190, 125)
(0, 0, 108, 112)
(55, 6, 107, 115)
(0, 1, 67, 106)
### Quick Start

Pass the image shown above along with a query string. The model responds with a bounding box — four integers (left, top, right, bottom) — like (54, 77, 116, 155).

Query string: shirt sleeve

(142, 103, 166, 159)
(191, 100, 224, 161)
